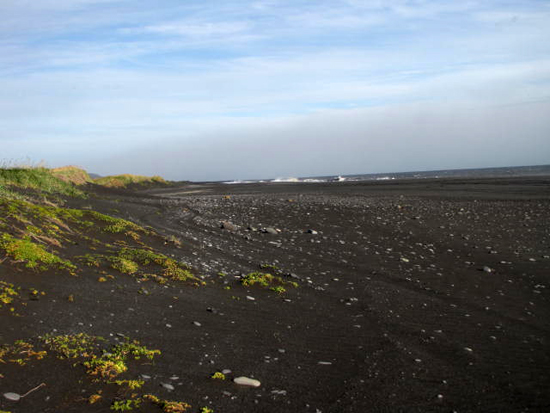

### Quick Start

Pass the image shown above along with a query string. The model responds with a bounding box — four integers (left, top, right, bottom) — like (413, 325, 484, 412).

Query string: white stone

(3, 392, 21, 401)
(234, 376, 261, 387)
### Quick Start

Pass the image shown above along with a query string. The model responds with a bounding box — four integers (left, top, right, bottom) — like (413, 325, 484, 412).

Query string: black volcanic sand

(2, 177, 550, 412)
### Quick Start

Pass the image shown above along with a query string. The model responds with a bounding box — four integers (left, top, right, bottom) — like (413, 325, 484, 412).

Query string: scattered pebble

(234, 376, 261, 387)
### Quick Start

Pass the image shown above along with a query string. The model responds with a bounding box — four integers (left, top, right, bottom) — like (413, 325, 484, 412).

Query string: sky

(1, 0, 549, 181)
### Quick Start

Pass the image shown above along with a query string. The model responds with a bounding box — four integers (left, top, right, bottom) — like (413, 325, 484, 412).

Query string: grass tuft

(94, 174, 167, 188)
(0, 233, 76, 272)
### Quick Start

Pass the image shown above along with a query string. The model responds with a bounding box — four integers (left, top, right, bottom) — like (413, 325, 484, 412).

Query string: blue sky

(1, 0, 549, 180)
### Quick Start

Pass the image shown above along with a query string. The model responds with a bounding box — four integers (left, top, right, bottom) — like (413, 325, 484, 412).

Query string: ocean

(223, 164, 550, 185)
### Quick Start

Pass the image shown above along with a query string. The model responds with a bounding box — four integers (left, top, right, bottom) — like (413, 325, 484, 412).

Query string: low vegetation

(1, 334, 193, 411)
(0, 167, 86, 199)
(50, 166, 92, 185)
(0, 166, 203, 411)
(0, 281, 19, 311)
(241, 271, 298, 293)
(94, 174, 167, 188)
(0, 233, 76, 272)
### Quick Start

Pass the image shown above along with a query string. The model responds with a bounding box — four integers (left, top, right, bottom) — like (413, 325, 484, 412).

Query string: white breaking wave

(271, 177, 300, 183)
(223, 180, 256, 184)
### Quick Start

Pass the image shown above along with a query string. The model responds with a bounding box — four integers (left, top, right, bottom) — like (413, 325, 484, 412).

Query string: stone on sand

(234, 376, 261, 387)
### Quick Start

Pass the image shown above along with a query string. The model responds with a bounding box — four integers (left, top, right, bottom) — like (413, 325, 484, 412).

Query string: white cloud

(1, 0, 549, 179)
(123, 21, 251, 37)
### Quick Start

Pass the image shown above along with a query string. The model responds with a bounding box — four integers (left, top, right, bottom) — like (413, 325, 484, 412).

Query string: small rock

(161, 383, 175, 391)
(263, 227, 278, 235)
(234, 376, 261, 387)
(482, 266, 493, 273)
(246, 296, 255, 301)
(318, 361, 332, 365)
(193, 321, 202, 327)
(220, 221, 237, 231)
(3, 392, 21, 401)
(306, 229, 318, 235)
(222, 369, 232, 375)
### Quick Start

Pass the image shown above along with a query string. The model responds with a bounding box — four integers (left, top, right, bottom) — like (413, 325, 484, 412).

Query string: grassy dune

(94, 174, 167, 188)
(0, 167, 86, 199)
(51, 165, 93, 185)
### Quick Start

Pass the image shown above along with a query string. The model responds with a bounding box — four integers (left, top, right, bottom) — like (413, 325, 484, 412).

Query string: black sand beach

(1, 176, 550, 412)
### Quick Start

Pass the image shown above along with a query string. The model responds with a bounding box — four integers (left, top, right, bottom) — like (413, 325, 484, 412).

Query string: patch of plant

(0, 233, 76, 272)
(108, 248, 196, 283)
(42, 333, 104, 359)
(94, 174, 167, 189)
(0, 167, 86, 198)
(110, 379, 144, 390)
(240, 271, 298, 291)
(89, 211, 148, 236)
(111, 398, 141, 411)
(0, 281, 19, 311)
(0, 340, 47, 365)
(210, 372, 226, 380)
(142, 394, 192, 412)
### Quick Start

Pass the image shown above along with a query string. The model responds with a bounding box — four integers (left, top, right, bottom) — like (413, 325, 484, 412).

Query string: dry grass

(51, 166, 92, 185)
(94, 174, 167, 188)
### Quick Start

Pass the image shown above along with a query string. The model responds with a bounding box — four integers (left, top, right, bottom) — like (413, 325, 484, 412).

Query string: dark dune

(1, 177, 549, 412)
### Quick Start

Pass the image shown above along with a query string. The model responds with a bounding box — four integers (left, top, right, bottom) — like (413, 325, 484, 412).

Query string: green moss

(270, 286, 287, 294)
(110, 257, 139, 274)
(0, 281, 19, 310)
(111, 399, 141, 411)
(88, 211, 147, 235)
(0, 340, 47, 365)
(241, 271, 298, 291)
(210, 372, 226, 380)
(78, 253, 104, 267)
(114, 248, 196, 282)
(111, 379, 145, 390)
(142, 395, 192, 412)
(84, 339, 160, 380)
(43, 333, 104, 359)
(0, 233, 76, 272)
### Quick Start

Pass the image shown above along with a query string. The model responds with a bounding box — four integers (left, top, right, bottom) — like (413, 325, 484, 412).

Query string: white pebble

(234, 376, 261, 387)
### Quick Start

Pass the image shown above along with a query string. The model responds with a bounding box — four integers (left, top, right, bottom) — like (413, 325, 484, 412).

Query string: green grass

(240, 271, 298, 291)
(0, 167, 86, 198)
(0, 233, 76, 272)
(108, 248, 196, 282)
(94, 174, 167, 188)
